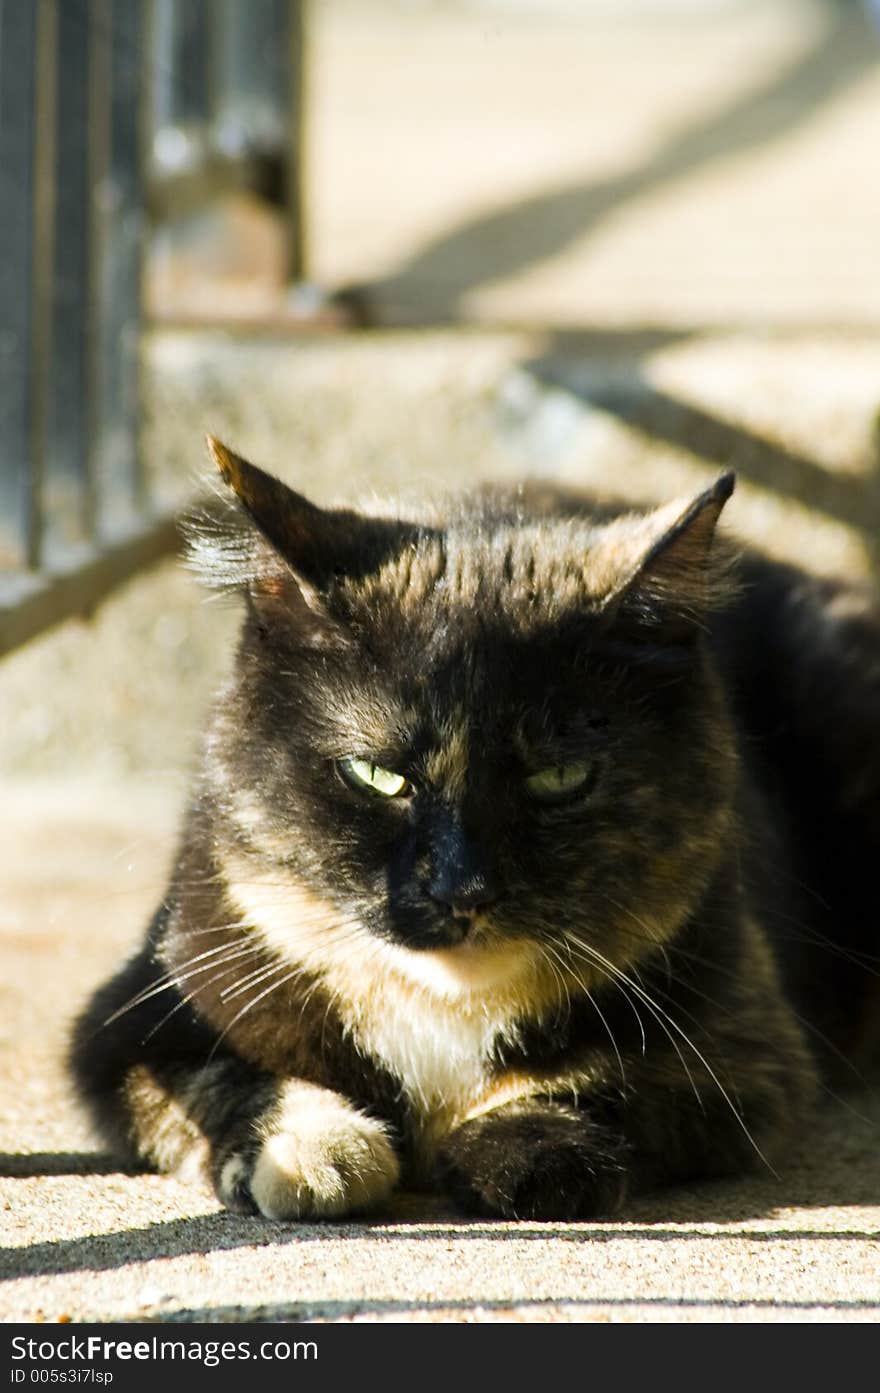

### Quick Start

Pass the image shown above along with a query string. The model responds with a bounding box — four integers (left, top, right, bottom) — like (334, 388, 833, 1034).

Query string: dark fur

(70, 442, 880, 1220)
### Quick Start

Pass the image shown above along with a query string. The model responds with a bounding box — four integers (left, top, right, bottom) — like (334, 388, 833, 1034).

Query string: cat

(69, 436, 880, 1221)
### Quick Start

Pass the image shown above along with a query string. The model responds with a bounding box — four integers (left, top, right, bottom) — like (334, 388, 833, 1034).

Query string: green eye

(339, 757, 410, 798)
(525, 761, 591, 802)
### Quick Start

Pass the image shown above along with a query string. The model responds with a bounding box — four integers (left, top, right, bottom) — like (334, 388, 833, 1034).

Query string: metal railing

(0, 0, 305, 657)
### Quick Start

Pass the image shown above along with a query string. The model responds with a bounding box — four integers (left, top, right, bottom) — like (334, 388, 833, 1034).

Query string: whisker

(602, 890, 876, 1094)
(563, 931, 775, 1174)
(565, 932, 704, 1099)
(554, 930, 647, 1058)
(533, 941, 572, 1021)
(102, 940, 257, 1025)
(542, 939, 628, 1091)
(139, 958, 258, 1044)
(204, 965, 308, 1065)
(220, 957, 301, 1002)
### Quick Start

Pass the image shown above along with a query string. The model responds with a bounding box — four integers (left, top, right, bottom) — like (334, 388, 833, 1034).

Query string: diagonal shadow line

(522, 356, 880, 536)
(150, 1294, 880, 1321)
(3, 1214, 878, 1283)
(0, 1215, 277, 1281)
(0, 1152, 139, 1179)
(370, 4, 878, 314)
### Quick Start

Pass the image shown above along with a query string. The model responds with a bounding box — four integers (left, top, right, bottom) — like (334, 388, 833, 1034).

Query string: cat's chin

(385, 934, 538, 1001)
(223, 856, 537, 1003)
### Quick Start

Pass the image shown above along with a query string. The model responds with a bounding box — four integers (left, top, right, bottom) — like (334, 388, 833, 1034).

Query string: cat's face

(200, 442, 737, 990)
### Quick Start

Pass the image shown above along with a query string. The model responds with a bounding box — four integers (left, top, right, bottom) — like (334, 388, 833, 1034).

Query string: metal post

(0, 1, 40, 570)
(0, 0, 310, 655)
(91, 0, 146, 538)
(287, 0, 307, 281)
(45, 0, 93, 561)
(150, 0, 211, 178)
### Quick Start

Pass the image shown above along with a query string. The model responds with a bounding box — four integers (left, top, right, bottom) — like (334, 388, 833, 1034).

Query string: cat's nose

(424, 812, 500, 921)
(426, 874, 500, 919)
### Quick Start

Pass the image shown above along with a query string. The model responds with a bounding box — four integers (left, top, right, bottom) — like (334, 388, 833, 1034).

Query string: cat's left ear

(598, 473, 736, 644)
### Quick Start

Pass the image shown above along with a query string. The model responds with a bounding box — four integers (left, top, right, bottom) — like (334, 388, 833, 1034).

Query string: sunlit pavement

(2, 0, 880, 1323)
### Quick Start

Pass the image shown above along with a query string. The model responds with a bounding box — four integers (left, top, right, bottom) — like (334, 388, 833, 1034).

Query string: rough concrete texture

(3, 0, 880, 1324)
(1, 787, 880, 1324)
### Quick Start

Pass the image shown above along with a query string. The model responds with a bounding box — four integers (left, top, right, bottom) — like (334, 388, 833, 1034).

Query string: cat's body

(70, 443, 880, 1220)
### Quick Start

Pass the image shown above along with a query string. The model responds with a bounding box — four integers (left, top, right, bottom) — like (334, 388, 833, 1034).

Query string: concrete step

(2, 325, 878, 778)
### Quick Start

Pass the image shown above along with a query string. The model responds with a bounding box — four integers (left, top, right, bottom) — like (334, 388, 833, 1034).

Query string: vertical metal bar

(44, 0, 92, 560)
(86, 0, 111, 540)
(214, 0, 287, 158)
(150, 0, 210, 176)
(286, 0, 307, 281)
(0, 0, 38, 569)
(92, 0, 145, 538)
(28, 0, 59, 571)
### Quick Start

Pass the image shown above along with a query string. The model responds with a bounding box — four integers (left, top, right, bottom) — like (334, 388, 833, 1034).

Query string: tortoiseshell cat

(71, 438, 880, 1220)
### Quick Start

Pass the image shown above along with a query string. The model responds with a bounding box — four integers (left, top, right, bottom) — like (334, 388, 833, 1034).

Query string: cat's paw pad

(440, 1101, 628, 1221)
(221, 1083, 399, 1220)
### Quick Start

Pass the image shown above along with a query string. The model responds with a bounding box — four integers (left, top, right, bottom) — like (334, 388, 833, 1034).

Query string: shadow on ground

(518, 333, 880, 564)
(367, 4, 878, 318)
(154, 1295, 880, 1321)
(4, 1084, 879, 1288)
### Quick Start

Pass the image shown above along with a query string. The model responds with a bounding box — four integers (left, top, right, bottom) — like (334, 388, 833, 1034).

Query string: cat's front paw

(439, 1100, 628, 1221)
(217, 1081, 400, 1220)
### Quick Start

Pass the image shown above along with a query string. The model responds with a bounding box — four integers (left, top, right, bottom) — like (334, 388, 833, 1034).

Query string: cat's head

(192, 439, 738, 996)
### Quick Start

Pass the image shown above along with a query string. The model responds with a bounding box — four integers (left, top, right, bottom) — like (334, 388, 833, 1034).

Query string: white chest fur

(224, 863, 545, 1123)
(335, 974, 511, 1117)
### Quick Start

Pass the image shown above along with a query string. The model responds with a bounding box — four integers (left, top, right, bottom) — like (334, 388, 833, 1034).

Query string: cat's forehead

(325, 520, 620, 746)
(350, 518, 608, 627)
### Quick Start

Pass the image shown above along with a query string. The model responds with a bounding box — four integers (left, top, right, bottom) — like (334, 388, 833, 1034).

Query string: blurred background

(3, 0, 880, 781)
(2, 0, 880, 1321)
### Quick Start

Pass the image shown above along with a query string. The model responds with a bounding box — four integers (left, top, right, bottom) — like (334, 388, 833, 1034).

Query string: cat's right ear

(186, 437, 416, 645)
